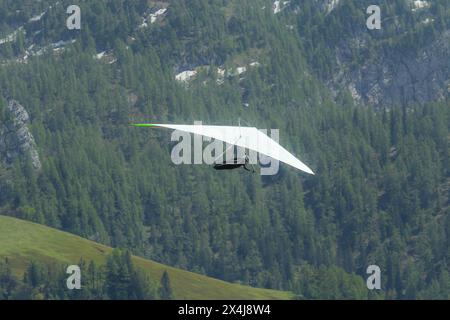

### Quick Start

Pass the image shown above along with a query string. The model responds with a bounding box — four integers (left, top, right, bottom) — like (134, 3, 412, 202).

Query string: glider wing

(134, 124, 314, 175)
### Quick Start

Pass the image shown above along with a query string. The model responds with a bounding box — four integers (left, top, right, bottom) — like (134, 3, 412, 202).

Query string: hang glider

(133, 123, 315, 175)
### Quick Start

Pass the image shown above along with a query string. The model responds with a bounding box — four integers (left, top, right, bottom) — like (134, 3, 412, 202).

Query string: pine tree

(159, 271, 174, 300)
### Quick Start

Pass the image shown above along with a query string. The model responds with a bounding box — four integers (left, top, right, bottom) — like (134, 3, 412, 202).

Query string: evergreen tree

(159, 271, 174, 300)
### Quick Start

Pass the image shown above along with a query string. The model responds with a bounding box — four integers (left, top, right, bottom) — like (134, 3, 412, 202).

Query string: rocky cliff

(322, 0, 450, 108)
(329, 29, 450, 108)
(0, 100, 41, 170)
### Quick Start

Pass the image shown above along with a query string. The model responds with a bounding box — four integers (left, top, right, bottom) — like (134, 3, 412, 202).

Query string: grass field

(0, 215, 293, 300)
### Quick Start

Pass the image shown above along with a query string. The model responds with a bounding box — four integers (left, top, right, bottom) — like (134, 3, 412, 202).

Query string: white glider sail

(134, 123, 314, 175)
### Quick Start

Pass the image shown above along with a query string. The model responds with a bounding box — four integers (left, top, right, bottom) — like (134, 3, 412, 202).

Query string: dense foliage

(0, 0, 449, 299)
(0, 250, 167, 300)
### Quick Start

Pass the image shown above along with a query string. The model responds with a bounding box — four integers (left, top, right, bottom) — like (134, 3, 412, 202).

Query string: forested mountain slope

(0, 0, 449, 299)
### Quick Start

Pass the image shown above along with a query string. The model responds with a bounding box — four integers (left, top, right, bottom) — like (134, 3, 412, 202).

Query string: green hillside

(0, 215, 292, 300)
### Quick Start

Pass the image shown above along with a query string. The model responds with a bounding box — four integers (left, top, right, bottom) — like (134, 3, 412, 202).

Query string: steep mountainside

(319, 0, 450, 107)
(0, 0, 449, 299)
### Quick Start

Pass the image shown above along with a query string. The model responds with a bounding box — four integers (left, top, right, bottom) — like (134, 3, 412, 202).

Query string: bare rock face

(315, 0, 341, 14)
(0, 100, 41, 170)
(330, 30, 450, 107)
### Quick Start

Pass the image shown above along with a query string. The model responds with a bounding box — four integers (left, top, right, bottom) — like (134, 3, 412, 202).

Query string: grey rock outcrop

(315, 0, 341, 14)
(0, 100, 41, 170)
(329, 30, 450, 107)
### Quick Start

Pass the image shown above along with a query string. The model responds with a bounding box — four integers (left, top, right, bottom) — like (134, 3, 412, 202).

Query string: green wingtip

(131, 123, 157, 127)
